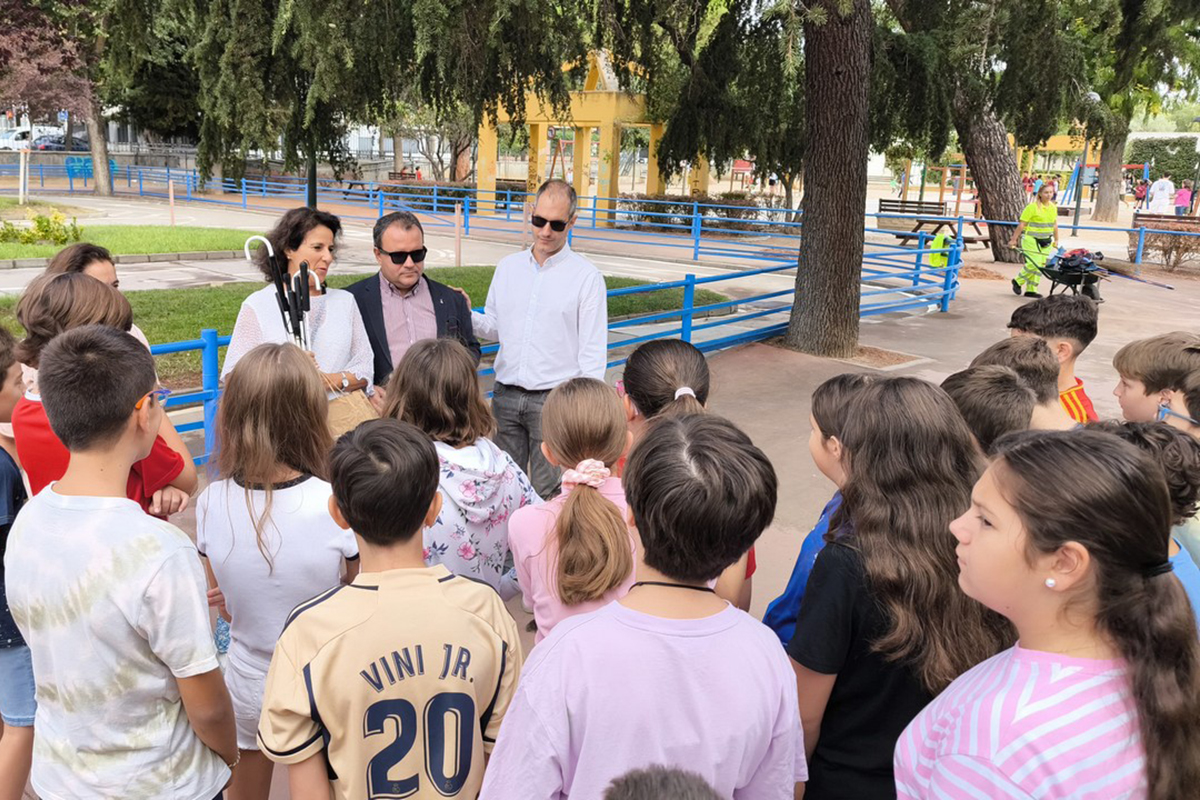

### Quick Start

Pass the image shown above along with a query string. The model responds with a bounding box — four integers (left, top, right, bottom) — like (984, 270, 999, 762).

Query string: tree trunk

(83, 101, 112, 196)
(784, 0, 871, 357)
(952, 91, 1023, 263)
(392, 133, 403, 173)
(1092, 123, 1128, 223)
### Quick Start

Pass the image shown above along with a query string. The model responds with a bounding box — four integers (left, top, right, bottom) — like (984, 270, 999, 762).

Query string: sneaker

(1024, 291, 1043, 298)
(1011, 279, 1022, 296)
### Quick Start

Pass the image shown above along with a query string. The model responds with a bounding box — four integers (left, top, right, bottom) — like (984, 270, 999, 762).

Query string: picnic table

(894, 216, 991, 250)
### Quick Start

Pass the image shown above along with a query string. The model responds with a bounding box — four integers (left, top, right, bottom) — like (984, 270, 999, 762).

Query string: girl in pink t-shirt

(895, 430, 1200, 799)
(508, 377, 635, 643)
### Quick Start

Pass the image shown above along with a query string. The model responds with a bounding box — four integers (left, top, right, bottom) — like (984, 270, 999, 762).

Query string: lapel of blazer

(362, 275, 392, 373)
(428, 278, 451, 334)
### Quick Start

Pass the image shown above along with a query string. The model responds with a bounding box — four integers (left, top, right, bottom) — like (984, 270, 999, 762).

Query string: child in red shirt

(11, 273, 196, 515)
(1006, 295, 1100, 424)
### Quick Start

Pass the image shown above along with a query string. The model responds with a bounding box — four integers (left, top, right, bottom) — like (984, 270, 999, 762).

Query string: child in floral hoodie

(381, 338, 538, 598)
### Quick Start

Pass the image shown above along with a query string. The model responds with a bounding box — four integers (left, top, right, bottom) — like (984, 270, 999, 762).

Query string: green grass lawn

(0, 225, 258, 259)
(0, 266, 725, 387)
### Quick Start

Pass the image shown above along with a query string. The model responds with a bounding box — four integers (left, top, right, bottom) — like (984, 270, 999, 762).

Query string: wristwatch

(340, 372, 350, 390)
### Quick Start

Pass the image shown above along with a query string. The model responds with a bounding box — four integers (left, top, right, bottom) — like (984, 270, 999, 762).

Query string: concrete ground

(7, 192, 1200, 799)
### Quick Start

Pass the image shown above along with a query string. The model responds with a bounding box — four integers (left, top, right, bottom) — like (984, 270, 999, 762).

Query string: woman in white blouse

(222, 207, 373, 397)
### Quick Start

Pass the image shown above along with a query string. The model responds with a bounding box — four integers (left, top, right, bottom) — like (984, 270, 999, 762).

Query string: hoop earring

(1044, 578, 1057, 589)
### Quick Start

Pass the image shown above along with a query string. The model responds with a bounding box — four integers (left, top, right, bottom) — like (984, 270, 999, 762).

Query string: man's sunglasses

(378, 246, 428, 265)
(531, 216, 570, 232)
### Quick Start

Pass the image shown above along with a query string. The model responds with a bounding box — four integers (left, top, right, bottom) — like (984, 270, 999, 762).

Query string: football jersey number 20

(364, 692, 475, 798)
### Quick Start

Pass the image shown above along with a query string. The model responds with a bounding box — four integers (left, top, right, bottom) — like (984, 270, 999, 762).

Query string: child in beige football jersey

(257, 418, 524, 800)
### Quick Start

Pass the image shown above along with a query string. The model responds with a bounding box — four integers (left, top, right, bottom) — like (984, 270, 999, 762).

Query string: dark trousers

(491, 382, 561, 499)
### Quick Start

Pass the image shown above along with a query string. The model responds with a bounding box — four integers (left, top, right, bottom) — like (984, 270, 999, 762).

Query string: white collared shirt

(472, 245, 608, 390)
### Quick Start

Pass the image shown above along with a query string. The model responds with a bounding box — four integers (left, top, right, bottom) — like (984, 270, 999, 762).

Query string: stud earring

(1045, 578, 1057, 589)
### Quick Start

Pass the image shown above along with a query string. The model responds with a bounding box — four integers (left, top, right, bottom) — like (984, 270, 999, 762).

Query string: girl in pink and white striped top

(895, 430, 1200, 800)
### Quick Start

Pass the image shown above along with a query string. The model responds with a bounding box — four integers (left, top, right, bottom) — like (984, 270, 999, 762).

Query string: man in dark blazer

(345, 211, 481, 396)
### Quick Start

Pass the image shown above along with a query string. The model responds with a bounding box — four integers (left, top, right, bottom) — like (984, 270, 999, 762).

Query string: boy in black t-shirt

(0, 327, 32, 795)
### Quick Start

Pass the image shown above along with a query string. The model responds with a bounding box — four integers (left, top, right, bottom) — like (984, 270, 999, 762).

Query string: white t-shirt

(196, 475, 358, 673)
(3, 487, 229, 800)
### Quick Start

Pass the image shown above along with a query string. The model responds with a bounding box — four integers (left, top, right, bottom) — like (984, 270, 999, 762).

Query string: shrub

(0, 210, 83, 246)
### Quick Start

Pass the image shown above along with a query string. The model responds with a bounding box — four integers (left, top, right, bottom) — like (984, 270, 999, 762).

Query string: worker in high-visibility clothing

(1007, 182, 1058, 298)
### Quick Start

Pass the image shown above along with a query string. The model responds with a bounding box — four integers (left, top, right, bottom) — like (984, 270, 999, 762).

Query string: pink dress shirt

(380, 273, 438, 370)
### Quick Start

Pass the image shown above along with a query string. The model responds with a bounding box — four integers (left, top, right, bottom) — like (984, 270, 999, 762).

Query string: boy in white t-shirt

(3, 324, 236, 799)
(482, 414, 806, 799)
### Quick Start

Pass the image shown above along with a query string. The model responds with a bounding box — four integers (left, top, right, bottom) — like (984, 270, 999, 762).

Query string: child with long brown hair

(618, 338, 752, 609)
(383, 337, 537, 597)
(896, 430, 1200, 799)
(763, 373, 875, 646)
(508, 377, 635, 643)
(789, 376, 1012, 799)
(196, 343, 358, 800)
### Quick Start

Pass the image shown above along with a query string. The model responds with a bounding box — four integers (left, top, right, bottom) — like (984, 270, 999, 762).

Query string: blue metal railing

(151, 329, 230, 466)
(157, 240, 960, 464)
(3, 161, 1192, 269)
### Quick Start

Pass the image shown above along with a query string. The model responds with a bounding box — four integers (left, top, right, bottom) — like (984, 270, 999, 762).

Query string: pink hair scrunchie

(560, 459, 611, 493)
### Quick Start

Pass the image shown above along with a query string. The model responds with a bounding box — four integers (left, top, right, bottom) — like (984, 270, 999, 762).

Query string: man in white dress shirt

(470, 179, 608, 497)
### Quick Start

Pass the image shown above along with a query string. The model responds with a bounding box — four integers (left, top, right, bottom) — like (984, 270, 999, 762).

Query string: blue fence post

(592, 196, 599, 228)
(240, 178, 248, 208)
(39, 164, 44, 187)
(185, 172, 192, 200)
(681, 274, 696, 342)
(1135, 226, 1147, 265)
(505, 189, 512, 222)
(691, 202, 702, 260)
(432, 186, 439, 212)
(126, 165, 131, 188)
(463, 198, 471, 236)
(137, 167, 143, 196)
(914, 231, 927, 287)
(165, 166, 171, 190)
(200, 328, 221, 459)
(955, 215, 965, 249)
(67, 169, 74, 193)
(940, 244, 960, 313)
(378, 189, 385, 217)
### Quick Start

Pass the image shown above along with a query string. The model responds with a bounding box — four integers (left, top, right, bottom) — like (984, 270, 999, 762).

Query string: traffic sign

(547, 125, 557, 140)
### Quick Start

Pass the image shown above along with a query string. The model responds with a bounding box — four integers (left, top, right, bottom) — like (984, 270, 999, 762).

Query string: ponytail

(656, 388, 706, 419)
(555, 481, 633, 605)
(995, 430, 1200, 800)
(542, 379, 633, 605)
(623, 339, 710, 419)
(1098, 568, 1200, 800)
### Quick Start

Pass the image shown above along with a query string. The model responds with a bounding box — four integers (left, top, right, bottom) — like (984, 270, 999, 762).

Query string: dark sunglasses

(378, 246, 427, 265)
(531, 215, 569, 232)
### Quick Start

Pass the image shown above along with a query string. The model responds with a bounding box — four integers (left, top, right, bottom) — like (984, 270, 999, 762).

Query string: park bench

(876, 199, 948, 231)
(878, 199, 992, 250)
(1128, 212, 1200, 270)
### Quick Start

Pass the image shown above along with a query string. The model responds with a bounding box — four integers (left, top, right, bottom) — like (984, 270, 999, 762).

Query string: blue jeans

(0, 644, 36, 726)
(1177, 206, 1188, 216)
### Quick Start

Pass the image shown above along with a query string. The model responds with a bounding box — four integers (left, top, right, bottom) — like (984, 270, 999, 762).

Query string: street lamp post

(1072, 92, 1102, 237)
